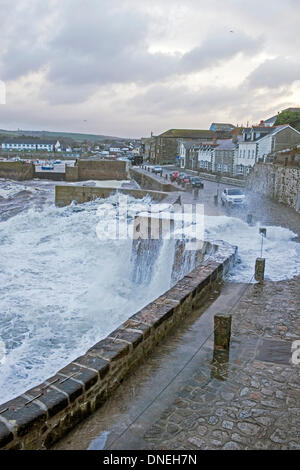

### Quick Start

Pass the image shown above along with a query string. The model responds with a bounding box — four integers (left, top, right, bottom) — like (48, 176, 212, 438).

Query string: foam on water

(204, 215, 300, 282)
(0, 195, 176, 404)
(0, 183, 300, 404)
(0, 181, 37, 199)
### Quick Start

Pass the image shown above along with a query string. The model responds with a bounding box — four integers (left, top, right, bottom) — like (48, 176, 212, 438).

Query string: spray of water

(0, 181, 299, 404)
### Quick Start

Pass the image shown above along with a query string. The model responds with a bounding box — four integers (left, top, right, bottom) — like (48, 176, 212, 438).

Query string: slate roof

(2, 137, 58, 145)
(210, 123, 235, 131)
(215, 139, 238, 150)
(263, 115, 277, 125)
(179, 139, 204, 150)
(159, 129, 215, 139)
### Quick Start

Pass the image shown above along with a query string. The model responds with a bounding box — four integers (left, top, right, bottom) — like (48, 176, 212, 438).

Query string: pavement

(52, 174, 300, 451)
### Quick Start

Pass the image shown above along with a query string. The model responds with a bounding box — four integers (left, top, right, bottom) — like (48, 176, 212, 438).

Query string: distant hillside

(0, 129, 130, 143)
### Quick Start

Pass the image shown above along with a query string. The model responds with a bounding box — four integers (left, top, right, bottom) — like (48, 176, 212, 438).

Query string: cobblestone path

(143, 277, 300, 450)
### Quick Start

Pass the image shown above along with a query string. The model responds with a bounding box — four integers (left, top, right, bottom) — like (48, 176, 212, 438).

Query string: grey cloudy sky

(0, 0, 299, 137)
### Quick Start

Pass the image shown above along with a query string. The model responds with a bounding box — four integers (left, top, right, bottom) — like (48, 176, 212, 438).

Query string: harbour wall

(0, 160, 128, 182)
(65, 160, 128, 181)
(0, 241, 237, 450)
(0, 162, 35, 180)
(129, 168, 179, 192)
(55, 185, 172, 207)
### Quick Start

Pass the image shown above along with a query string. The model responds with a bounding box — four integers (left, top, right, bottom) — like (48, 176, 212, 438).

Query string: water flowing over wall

(131, 237, 215, 288)
(55, 185, 169, 206)
(0, 223, 237, 449)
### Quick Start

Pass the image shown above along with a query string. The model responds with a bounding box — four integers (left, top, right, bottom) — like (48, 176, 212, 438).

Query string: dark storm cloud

(246, 57, 300, 89)
(0, 0, 264, 104)
(128, 81, 291, 123)
(180, 31, 262, 72)
(129, 83, 246, 115)
(0, 0, 51, 80)
(0, 0, 299, 136)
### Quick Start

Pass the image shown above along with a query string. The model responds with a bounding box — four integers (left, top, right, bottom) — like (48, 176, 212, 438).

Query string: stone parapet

(0, 241, 236, 450)
(55, 185, 170, 207)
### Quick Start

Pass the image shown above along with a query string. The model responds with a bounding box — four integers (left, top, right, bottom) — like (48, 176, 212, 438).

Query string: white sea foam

(0, 196, 175, 404)
(0, 185, 299, 404)
(203, 215, 300, 282)
(0, 181, 36, 198)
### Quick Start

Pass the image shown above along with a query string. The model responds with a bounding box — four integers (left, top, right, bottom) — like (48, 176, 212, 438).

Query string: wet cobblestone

(143, 276, 300, 450)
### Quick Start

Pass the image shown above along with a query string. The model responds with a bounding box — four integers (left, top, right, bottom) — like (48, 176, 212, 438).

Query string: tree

(275, 110, 300, 126)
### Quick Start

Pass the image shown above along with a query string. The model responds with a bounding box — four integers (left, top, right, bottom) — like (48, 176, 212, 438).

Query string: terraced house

(1, 137, 61, 152)
(193, 137, 241, 176)
(235, 124, 300, 176)
(155, 129, 215, 165)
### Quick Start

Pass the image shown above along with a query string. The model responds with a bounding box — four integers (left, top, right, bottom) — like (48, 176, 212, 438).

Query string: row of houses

(1, 137, 72, 152)
(183, 124, 300, 177)
(141, 114, 300, 177)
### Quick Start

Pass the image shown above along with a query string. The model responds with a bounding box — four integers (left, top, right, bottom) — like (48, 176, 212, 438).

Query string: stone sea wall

(0, 241, 237, 450)
(65, 160, 128, 181)
(246, 163, 300, 211)
(0, 162, 35, 180)
(129, 168, 179, 192)
(55, 185, 171, 207)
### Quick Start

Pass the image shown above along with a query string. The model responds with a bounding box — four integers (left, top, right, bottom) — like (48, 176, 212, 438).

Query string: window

(243, 150, 246, 158)
(248, 150, 250, 158)
(228, 189, 244, 195)
(223, 164, 228, 172)
(239, 150, 242, 158)
(252, 150, 255, 158)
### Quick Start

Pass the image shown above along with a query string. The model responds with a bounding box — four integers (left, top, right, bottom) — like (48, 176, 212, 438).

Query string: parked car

(131, 155, 143, 165)
(152, 165, 163, 175)
(182, 175, 192, 184)
(191, 177, 204, 189)
(221, 188, 246, 206)
(177, 173, 186, 182)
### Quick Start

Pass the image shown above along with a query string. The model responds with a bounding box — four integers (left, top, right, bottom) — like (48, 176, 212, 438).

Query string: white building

(1, 138, 61, 152)
(178, 140, 203, 169)
(197, 142, 217, 172)
(178, 141, 192, 168)
(256, 125, 300, 160)
(235, 125, 300, 176)
(235, 134, 257, 176)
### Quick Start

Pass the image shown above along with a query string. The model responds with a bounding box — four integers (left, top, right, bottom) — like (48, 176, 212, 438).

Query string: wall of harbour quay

(55, 185, 171, 207)
(0, 161, 35, 180)
(129, 168, 179, 192)
(0, 160, 128, 182)
(65, 160, 128, 181)
(34, 172, 65, 181)
(0, 241, 237, 450)
(246, 163, 300, 211)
